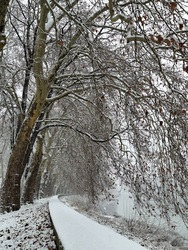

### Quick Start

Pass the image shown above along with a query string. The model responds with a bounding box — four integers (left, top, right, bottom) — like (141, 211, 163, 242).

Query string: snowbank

(0, 200, 55, 249)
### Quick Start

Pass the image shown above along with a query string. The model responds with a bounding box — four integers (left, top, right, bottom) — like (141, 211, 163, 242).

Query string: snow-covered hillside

(0, 199, 56, 249)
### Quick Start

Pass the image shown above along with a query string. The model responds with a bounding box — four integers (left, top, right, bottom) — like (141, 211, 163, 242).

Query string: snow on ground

(0, 196, 187, 250)
(60, 195, 188, 250)
(0, 199, 56, 250)
(49, 195, 148, 250)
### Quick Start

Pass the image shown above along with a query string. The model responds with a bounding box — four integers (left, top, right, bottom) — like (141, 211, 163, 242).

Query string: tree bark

(35, 128, 57, 199)
(0, 0, 11, 50)
(22, 135, 43, 204)
(1, 92, 48, 211)
(0, 2, 50, 212)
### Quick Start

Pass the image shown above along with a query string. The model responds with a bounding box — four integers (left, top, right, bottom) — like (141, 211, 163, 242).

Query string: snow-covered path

(49, 196, 148, 250)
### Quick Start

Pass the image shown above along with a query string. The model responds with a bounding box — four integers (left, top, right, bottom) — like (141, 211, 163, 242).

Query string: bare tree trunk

(1, 91, 48, 211)
(22, 135, 43, 204)
(0, 0, 10, 50)
(0, 2, 50, 212)
(34, 129, 57, 199)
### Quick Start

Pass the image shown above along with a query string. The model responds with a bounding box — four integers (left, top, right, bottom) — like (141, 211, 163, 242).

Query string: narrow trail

(49, 195, 148, 250)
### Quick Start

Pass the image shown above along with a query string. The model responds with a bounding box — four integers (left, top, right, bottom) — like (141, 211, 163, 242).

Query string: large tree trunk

(1, 92, 48, 212)
(0, 2, 49, 212)
(34, 129, 57, 199)
(22, 135, 43, 204)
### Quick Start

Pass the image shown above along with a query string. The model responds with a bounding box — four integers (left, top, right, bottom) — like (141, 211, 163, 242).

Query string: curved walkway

(49, 196, 148, 250)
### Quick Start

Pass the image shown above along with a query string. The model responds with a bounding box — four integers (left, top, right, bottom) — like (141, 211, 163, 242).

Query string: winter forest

(0, 0, 188, 239)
